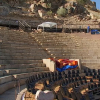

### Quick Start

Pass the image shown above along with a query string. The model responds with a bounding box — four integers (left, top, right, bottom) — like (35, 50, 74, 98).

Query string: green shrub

(76, 0, 87, 6)
(57, 6, 67, 17)
(46, 10, 53, 16)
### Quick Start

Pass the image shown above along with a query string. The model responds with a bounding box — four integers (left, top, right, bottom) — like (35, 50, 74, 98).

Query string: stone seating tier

(0, 27, 50, 94)
(0, 63, 45, 69)
(31, 32, 100, 69)
(1, 27, 100, 96)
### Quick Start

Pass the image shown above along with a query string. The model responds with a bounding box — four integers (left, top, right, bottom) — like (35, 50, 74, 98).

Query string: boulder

(29, 3, 37, 13)
(38, 9, 43, 18)
(41, 3, 47, 8)
(90, 13, 94, 19)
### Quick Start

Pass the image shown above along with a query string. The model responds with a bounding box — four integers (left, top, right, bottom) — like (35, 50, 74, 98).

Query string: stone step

(0, 49, 46, 53)
(0, 45, 41, 49)
(81, 59, 100, 63)
(0, 70, 3, 77)
(0, 68, 49, 94)
(35, 38, 100, 45)
(13, 71, 50, 80)
(0, 46, 44, 49)
(46, 47, 100, 51)
(0, 52, 48, 56)
(0, 53, 48, 57)
(0, 49, 48, 53)
(0, 52, 48, 55)
(49, 52, 100, 57)
(41, 46, 69, 48)
(0, 56, 48, 60)
(35, 38, 75, 42)
(0, 57, 48, 62)
(2, 67, 49, 76)
(0, 63, 46, 70)
(0, 75, 14, 84)
(0, 81, 15, 94)
(39, 44, 65, 46)
(41, 44, 100, 48)
(53, 55, 99, 59)
(0, 60, 44, 64)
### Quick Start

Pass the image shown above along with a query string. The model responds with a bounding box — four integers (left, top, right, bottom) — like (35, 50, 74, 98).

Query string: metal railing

(23, 21, 32, 31)
(18, 21, 25, 31)
(18, 21, 32, 32)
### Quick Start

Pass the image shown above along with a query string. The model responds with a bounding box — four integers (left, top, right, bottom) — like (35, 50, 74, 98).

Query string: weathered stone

(0, 6, 9, 16)
(29, 3, 37, 13)
(38, 9, 46, 18)
(41, 3, 47, 8)
(0, 81, 15, 94)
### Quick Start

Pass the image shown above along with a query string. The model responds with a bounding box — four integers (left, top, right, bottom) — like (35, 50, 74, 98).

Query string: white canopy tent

(37, 22, 57, 31)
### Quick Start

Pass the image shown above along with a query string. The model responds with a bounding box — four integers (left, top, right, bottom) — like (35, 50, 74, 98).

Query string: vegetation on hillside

(76, 0, 87, 6)
(0, 0, 99, 19)
(57, 6, 67, 17)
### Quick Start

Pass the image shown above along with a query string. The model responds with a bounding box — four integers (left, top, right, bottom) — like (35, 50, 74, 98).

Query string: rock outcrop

(0, 0, 100, 20)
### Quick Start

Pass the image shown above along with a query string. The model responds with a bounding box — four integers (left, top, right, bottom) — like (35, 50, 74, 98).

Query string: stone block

(4, 69, 21, 75)
(21, 69, 27, 73)
(43, 59, 56, 72)
(0, 81, 15, 94)
(0, 75, 14, 84)
(27, 68, 34, 72)
(13, 73, 30, 79)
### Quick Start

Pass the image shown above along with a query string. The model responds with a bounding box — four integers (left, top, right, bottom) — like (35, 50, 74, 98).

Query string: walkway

(72, 32, 100, 39)
(0, 85, 26, 100)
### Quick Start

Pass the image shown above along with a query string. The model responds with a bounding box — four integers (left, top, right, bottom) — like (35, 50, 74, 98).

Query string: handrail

(19, 21, 25, 31)
(19, 21, 25, 27)
(18, 21, 32, 32)
(24, 21, 31, 28)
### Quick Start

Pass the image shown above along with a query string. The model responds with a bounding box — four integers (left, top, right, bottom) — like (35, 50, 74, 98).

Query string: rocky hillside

(0, 0, 100, 21)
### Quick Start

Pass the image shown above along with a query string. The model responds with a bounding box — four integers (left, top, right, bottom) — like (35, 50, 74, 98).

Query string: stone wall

(0, 6, 9, 16)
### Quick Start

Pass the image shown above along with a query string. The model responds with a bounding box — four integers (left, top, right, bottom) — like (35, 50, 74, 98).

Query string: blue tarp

(91, 29, 100, 34)
(56, 65, 78, 72)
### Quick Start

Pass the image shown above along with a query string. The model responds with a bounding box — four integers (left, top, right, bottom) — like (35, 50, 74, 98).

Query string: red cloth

(49, 58, 78, 68)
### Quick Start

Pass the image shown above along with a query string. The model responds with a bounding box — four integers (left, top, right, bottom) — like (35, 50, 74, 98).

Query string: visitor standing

(87, 25, 90, 33)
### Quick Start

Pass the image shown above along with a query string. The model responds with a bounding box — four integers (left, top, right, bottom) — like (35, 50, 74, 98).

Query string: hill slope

(0, 0, 100, 21)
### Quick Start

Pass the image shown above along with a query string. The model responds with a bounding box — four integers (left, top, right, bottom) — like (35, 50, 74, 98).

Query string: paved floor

(0, 85, 26, 100)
